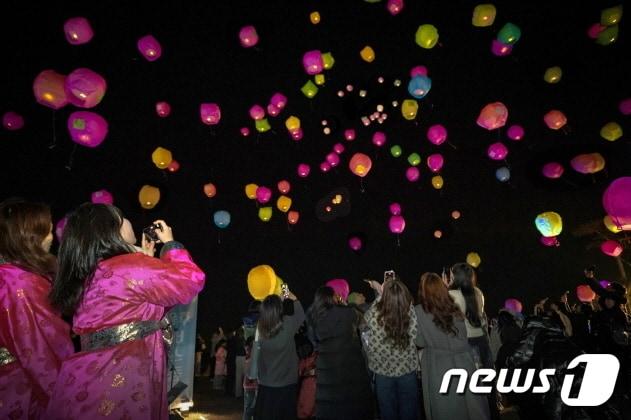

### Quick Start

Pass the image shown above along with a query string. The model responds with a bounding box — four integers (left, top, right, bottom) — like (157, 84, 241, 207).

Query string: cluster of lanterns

(244, 181, 299, 225)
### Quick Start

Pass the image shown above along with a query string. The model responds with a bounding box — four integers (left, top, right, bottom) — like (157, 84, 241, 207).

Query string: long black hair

(307, 286, 336, 328)
(450, 263, 482, 328)
(50, 203, 133, 316)
(257, 294, 284, 339)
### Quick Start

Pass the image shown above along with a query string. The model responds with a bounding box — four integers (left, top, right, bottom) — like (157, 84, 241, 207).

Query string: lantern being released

(63, 17, 94, 45)
(247, 265, 284, 301)
(137, 35, 162, 61)
(67, 111, 108, 147)
(535, 211, 563, 237)
(65, 68, 107, 108)
(33, 70, 68, 109)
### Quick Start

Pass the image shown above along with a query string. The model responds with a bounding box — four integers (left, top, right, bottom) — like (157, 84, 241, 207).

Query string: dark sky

(2, 0, 629, 333)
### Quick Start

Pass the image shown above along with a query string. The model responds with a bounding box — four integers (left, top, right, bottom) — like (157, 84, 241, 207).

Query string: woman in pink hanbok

(0, 200, 74, 419)
(47, 203, 205, 419)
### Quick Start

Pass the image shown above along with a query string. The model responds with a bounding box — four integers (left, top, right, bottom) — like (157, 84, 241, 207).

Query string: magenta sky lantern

(406, 166, 420, 182)
(63, 17, 93, 45)
(297, 163, 311, 178)
(542, 162, 564, 179)
(507, 124, 524, 140)
(137, 35, 162, 61)
(504, 298, 523, 313)
(348, 236, 363, 251)
(427, 124, 447, 145)
(33, 70, 68, 109)
(65, 68, 107, 108)
(603, 177, 631, 230)
(270, 92, 287, 109)
(239, 25, 259, 48)
(67, 111, 108, 147)
(2, 112, 25, 131)
(487, 142, 508, 160)
(491, 39, 513, 56)
(155, 101, 171, 117)
(91, 189, 114, 204)
(249, 104, 265, 120)
(600, 240, 623, 257)
(302, 50, 324, 75)
(200, 103, 221, 125)
(619, 98, 631, 115)
(427, 153, 444, 172)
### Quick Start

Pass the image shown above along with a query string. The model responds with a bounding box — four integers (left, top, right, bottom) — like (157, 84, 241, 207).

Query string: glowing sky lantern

(491, 39, 513, 56)
(91, 189, 113, 204)
(310, 11, 321, 24)
(542, 162, 564, 179)
(477, 102, 508, 130)
(535, 211, 563, 237)
(288, 210, 300, 225)
(137, 35, 162, 61)
(255, 186, 272, 204)
(401, 99, 419, 120)
(239, 25, 259, 48)
(427, 153, 444, 172)
(276, 196, 292, 213)
(270, 92, 287, 110)
(348, 236, 362, 251)
(63, 17, 94, 45)
(203, 183, 217, 198)
(249, 104, 265, 120)
(245, 183, 258, 199)
(33, 70, 68, 109)
(487, 142, 508, 160)
(507, 124, 524, 140)
(138, 185, 160, 209)
(427, 124, 447, 145)
(498, 23, 521, 44)
(258, 207, 273, 222)
(167, 160, 180, 173)
(466, 252, 481, 268)
(415, 24, 439, 49)
(301, 80, 318, 98)
(247, 265, 283, 301)
(603, 177, 631, 230)
(576, 285, 596, 303)
(326, 279, 350, 301)
(213, 210, 231, 229)
(504, 298, 523, 313)
(544, 66, 562, 83)
(349, 153, 373, 177)
(389, 215, 406, 234)
(543, 110, 567, 130)
(155, 101, 171, 117)
(570, 153, 605, 174)
(603, 215, 622, 233)
(303, 50, 324, 75)
(65, 68, 107, 108)
(151, 147, 173, 169)
(67, 111, 108, 147)
(600, 122, 622, 141)
(360, 46, 375, 62)
(297, 163, 311, 178)
(601, 240, 623, 257)
(472, 4, 496, 27)
(200, 103, 221, 125)
(387, 0, 404, 15)
(277, 180, 291, 194)
(406, 167, 420, 182)
(2, 112, 24, 131)
(408, 75, 432, 99)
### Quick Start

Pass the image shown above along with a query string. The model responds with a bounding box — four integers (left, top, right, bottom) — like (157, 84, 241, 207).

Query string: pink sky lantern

(33, 70, 68, 109)
(389, 202, 402, 216)
(167, 160, 180, 173)
(303, 50, 324, 75)
(427, 153, 444, 172)
(570, 153, 605, 174)
(372, 131, 387, 147)
(507, 124, 524, 141)
(326, 152, 340, 167)
(600, 280, 612, 289)
(540, 236, 559, 247)
(349, 153, 373, 177)
(277, 180, 291, 194)
(320, 162, 332, 172)
(491, 39, 513, 56)
(291, 128, 304, 141)
(65, 68, 107, 108)
(619, 98, 631, 115)
(326, 279, 350, 301)
(91, 189, 113, 204)
(387, 0, 404, 16)
(267, 104, 280, 117)
(389, 215, 406, 234)
(601, 240, 623, 257)
(155, 101, 171, 117)
(477, 102, 508, 130)
(2, 111, 25, 131)
(587, 23, 606, 39)
(544, 110, 567, 130)
(200, 103, 221, 125)
(406, 166, 420, 182)
(504, 298, 523, 313)
(67, 111, 108, 147)
(487, 142, 508, 160)
(344, 129, 356, 141)
(297, 163, 311, 178)
(255, 186, 272, 204)
(410, 65, 428, 77)
(603, 177, 631, 230)
(576, 285, 596, 303)
(55, 216, 68, 242)
(240, 127, 250, 137)
(270, 92, 287, 109)
(64, 17, 94, 45)
(542, 162, 564, 179)
(239, 25, 259, 48)
(249, 104, 265, 120)
(333, 143, 345, 154)
(137, 35, 162, 61)
(348, 236, 363, 251)
(427, 124, 447, 145)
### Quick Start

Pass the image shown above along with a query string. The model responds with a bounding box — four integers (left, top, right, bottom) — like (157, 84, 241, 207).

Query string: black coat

(309, 305, 373, 420)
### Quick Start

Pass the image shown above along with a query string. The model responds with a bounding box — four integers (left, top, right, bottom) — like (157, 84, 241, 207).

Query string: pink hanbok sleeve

(0, 268, 74, 401)
(126, 248, 206, 307)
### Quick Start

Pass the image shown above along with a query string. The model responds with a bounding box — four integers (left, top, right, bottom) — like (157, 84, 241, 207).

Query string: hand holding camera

(143, 220, 174, 243)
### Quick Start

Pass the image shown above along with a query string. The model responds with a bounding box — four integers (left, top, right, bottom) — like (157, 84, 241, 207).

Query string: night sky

(2, 1, 629, 333)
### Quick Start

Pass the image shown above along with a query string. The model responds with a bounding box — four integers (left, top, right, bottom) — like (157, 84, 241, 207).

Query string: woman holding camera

(47, 203, 205, 419)
(0, 199, 74, 419)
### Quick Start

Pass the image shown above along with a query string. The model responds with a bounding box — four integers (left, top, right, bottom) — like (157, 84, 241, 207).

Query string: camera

(142, 223, 163, 242)
(281, 283, 289, 299)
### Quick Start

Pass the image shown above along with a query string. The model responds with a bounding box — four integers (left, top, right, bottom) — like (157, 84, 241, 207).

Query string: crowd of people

(1, 197, 630, 420)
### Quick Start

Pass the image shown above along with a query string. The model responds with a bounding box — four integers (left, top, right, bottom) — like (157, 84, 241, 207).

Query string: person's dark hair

(418, 272, 463, 335)
(450, 263, 481, 327)
(0, 199, 56, 279)
(307, 286, 336, 327)
(50, 203, 133, 316)
(258, 294, 284, 339)
(376, 279, 414, 349)
(245, 335, 255, 348)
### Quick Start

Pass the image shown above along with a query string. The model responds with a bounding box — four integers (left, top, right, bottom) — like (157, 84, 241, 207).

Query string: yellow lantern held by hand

(247, 265, 285, 301)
